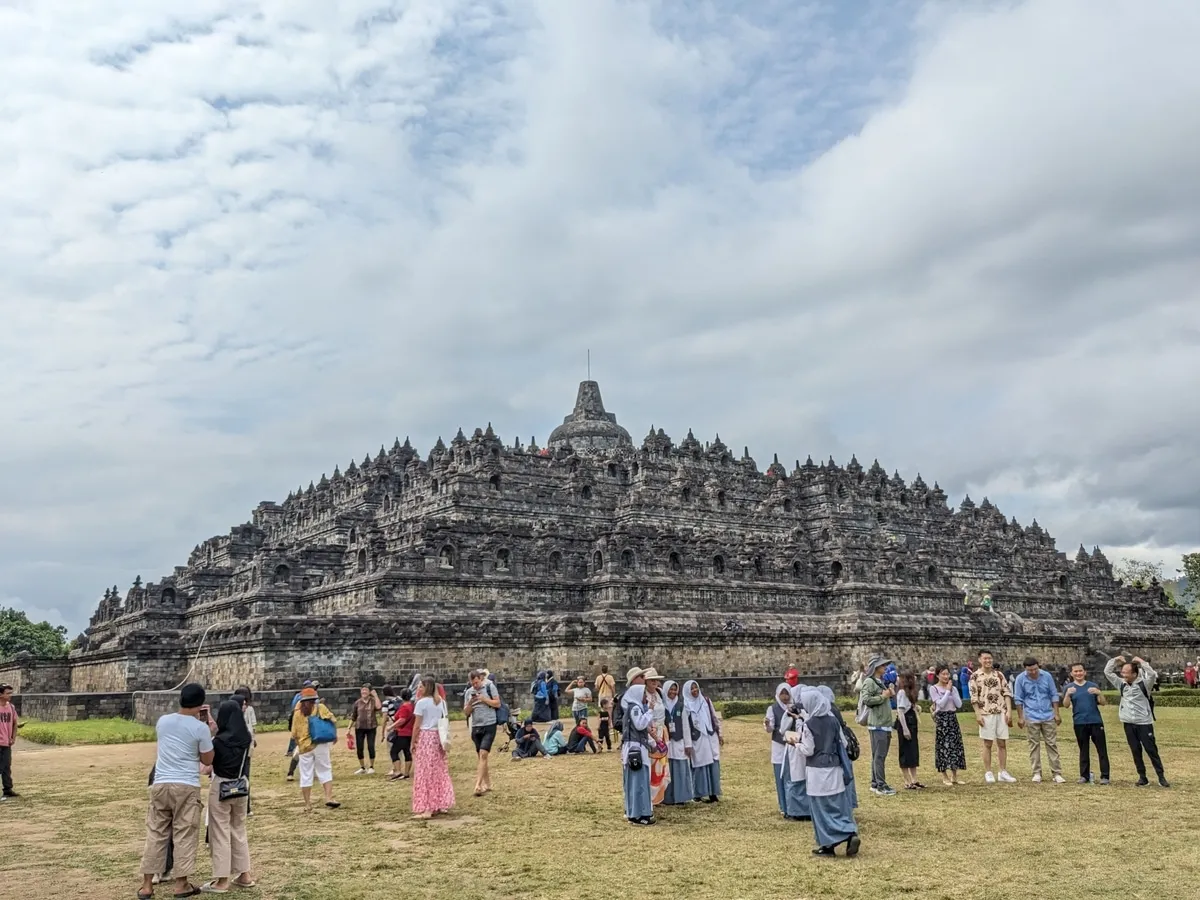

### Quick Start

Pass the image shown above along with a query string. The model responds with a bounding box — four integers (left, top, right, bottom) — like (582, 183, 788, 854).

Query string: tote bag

(435, 702, 452, 750)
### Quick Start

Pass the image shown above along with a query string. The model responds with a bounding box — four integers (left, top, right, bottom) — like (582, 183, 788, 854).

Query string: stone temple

(55, 381, 1200, 692)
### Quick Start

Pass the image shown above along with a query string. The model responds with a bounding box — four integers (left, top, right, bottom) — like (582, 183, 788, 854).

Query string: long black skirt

(933, 711, 966, 772)
(896, 709, 919, 768)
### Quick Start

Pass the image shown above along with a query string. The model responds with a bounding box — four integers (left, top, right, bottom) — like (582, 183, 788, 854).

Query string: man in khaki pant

(138, 683, 215, 900)
(1013, 657, 1066, 784)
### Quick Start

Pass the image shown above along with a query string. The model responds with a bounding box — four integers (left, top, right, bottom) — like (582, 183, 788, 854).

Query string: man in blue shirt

(1062, 663, 1109, 784)
(1013, 656, 1065, 783)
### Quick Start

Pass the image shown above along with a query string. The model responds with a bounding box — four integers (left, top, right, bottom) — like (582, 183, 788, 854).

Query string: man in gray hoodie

(1103, 655, 1169, 787)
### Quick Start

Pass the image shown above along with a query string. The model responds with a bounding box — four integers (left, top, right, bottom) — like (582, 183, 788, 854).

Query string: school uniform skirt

(838, 741, 858, 809)
(692, 761, 720, 798)
(623, 761, 653, 819)
(783, 766, 812, 820)
(773, 763, 787, 814)
(810, 788, 858, 848)
(664, 758, 694, 805)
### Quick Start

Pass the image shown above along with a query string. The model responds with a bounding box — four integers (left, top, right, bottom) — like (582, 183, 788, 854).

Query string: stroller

(497, 706, 522, 754)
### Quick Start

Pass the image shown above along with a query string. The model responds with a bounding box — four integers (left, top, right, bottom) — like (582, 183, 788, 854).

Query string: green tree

(1181, 553, 1200, 608)
(0, 607, 69, 660)
(1114, 558, 1165, 588)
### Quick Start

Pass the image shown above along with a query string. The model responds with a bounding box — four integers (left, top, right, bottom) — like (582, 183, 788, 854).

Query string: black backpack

(1120, 681, 1156, 720)
(841, 723, 861, 761)
(611, 690, 626, 732)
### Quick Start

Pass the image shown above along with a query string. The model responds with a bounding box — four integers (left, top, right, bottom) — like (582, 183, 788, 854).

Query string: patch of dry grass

(4, 708, 1200, 899)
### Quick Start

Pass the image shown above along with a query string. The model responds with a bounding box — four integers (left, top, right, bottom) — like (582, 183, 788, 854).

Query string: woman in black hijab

(201, 697, 256, 892)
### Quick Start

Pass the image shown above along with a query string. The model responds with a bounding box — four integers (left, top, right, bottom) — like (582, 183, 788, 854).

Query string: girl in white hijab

(683, 681, 722, 802)
(792, 687, 860, 856)
(661, 680, 694, 805)
(765, 683, 793, 816)
(620, 684, 655, 825)
(778, 684, 812, 821)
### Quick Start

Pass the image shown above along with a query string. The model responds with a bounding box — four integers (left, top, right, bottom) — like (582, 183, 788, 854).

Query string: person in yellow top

(290, 687, 341, 811)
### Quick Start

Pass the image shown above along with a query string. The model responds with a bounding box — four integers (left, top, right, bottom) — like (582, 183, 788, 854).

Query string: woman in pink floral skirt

(411, 676, 455, 819)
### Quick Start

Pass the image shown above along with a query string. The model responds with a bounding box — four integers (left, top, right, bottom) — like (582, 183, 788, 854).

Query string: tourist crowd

(854, 651, 1171, 797)
(0, 648, 1170, 895)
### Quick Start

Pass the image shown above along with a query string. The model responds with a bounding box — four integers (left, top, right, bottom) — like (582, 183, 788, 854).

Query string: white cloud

(1, 0, 1198, 632)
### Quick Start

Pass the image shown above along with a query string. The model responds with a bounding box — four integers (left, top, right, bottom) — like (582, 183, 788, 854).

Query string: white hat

(625, 666, 645, 684)
(641, 667, 664, 681)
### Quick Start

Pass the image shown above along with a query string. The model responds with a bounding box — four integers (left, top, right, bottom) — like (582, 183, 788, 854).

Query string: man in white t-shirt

(138, 683, 215, 900)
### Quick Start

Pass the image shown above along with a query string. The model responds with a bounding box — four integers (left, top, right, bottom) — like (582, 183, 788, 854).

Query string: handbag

(436, 704, 452, 750)
(218, 748, 250, 802)
(309, 713, 337, 744)
(626, 748, 643, 770)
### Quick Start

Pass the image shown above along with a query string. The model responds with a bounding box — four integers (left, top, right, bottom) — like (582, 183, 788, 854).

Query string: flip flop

(325, 801, 341, 809)
(173, 887, 203, 898)
(138, 892, 154, 899)
(233, 881, 257, 890)
(199, 883, 228, 894)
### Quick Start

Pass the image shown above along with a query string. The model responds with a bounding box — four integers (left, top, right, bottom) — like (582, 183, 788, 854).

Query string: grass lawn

(5, 707, 1200, 899)
(18, 717, 158, 745)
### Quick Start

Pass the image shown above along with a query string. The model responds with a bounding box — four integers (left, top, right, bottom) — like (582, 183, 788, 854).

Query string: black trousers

(1123, 722, 1165, 779)
(1073, 723, 1109, 780)
(356, 727, 377, 763)
(597, 720, 612, 749)
(0, 744, 13, 793)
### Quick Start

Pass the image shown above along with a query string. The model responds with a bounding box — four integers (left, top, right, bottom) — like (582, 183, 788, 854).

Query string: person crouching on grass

(290, 686, 341, 812)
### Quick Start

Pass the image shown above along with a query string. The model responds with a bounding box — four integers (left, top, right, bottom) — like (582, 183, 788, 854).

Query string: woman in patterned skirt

(929, 665, 966, 785)
(410, 676, 455, 819)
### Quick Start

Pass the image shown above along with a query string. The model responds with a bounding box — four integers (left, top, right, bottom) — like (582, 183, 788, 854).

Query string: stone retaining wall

(13, 692, 135, 721)
(0, 656, 70, 694)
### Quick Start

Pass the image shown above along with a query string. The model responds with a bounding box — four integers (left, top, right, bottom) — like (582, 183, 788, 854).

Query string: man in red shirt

(0, 682, 21, 799)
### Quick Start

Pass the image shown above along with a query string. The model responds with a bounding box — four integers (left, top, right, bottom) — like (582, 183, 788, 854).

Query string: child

(146, 766, 174, 884)
(597, 698, 612, 751)
(386, 688, 415, 781)
(0, 682, 22, 799)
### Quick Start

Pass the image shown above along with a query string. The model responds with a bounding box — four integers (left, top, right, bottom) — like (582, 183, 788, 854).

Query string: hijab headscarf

(663, 680, 679, 714)
(547, 721, 563, 738)
(623, 684, 647, 710)
(800, 686, 832, 719)
(774, 682, 793, 706)
(683, 680, 713, 733)
(212, 697, 252, 778)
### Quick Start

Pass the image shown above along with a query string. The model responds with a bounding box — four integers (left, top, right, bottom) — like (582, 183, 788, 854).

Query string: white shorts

(979, 713, 1010, 741)
(299, 742, 333, 788)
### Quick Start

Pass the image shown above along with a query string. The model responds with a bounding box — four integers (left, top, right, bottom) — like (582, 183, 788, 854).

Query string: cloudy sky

(2, 0, 1198, 633)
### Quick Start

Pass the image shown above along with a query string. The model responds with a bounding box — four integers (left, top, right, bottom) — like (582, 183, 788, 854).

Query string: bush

(20, 718, 156, 746)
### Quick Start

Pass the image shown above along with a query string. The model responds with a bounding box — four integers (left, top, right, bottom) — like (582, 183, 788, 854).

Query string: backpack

(841, 723, 861, 761)
(612, 690, 626, 732)
(1120, 681, 1156, 720)
(534, 679, 549, 701)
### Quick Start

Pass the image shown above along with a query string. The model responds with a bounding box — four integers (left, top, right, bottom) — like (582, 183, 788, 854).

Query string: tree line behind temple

(1, 553, 1198, 662)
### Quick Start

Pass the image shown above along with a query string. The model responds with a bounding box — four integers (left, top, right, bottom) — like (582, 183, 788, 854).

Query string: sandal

(138, 892, 154, 900)
(233, 879, 257, 889)
(200, 883, 229, 894)
(173, 887, 203, 898)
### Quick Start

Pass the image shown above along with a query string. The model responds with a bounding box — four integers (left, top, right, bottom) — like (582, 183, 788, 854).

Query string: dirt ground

(5, 711, 1200, 900)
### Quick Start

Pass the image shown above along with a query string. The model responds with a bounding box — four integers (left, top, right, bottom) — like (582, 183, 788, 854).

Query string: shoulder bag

(309, 713, 337, 744)
(218, 748, 250, 802)
(436, 702, 452, 750)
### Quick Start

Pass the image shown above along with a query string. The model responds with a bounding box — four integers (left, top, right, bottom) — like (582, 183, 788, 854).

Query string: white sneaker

(984, 771, 996, 784)
(366, 768, 375, 775)
(998, 770, 1017, 783)
(1032, 773, 1042, 783)
(354, 768, 366, 775)
(1052, 774, 1066, 784)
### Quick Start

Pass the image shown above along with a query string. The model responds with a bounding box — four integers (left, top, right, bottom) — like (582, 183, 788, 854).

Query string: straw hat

(625, 666, 645, 684)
